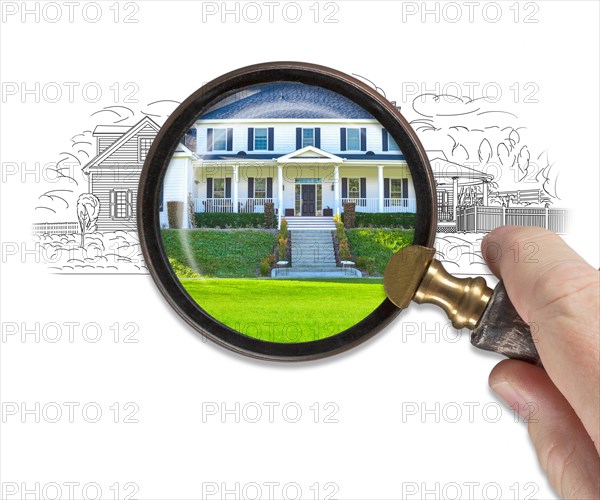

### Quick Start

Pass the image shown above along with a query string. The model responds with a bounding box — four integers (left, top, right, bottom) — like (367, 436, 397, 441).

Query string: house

(158, 82, 416, 228)
(84, 116, 160, 232)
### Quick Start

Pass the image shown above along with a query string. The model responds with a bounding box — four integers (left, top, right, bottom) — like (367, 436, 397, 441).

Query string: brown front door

(301, 185, 316, 216)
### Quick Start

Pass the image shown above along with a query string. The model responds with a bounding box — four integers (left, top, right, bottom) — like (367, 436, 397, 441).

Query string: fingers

(490, 360, 600, 500)
(481, 226, 600, 451)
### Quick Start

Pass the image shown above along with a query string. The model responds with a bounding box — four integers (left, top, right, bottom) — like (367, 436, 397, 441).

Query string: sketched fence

(456, 206, 572, 234)
(32, 222, 80, 235)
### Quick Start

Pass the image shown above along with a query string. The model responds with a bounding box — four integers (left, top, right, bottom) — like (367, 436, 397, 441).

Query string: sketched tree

(76, 193, 100, 248)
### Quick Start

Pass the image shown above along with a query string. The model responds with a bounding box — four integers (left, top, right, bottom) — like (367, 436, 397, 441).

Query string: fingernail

(490, 380, 530, 421)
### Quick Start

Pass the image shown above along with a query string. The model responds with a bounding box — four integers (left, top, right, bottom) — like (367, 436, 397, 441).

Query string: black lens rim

(138, 61, 437, 361)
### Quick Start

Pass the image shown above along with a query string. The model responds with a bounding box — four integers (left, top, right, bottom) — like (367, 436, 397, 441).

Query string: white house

(159, 83, 415, 228)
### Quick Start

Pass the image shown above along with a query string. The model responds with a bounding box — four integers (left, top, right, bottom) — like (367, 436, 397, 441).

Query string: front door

(301, 184, 316, 216)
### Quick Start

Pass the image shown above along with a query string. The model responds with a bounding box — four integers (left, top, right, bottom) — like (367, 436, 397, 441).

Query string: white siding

(160, 156, 192, 227)
(195, 121, 396, 156)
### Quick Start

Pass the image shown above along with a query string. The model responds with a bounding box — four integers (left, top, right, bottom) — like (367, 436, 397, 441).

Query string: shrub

(276, 218, 289, 261)
(338, 239, 351, 260)
(355, 256, 377, 276)
(260, 257, 272, 276)
(350, 212, 416, 229)
(193, 213, 265, 228)
(346, 229, 414, 275)
(264, 202, 276, 229)
(342, 202, 356, 228)
(167, 201, 184, 228)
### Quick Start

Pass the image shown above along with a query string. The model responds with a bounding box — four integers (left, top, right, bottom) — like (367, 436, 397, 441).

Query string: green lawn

(162, 229, 275, 278)
(347, 228, 414, 275)
(180, 278, 386, 343)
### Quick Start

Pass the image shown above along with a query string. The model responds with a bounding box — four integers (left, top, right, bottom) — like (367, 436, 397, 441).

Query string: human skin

(481, 226, 600, 499)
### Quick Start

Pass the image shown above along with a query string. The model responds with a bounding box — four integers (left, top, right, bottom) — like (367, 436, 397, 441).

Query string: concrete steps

(286, 216, 336, 231)
(290, 230, 337, 271)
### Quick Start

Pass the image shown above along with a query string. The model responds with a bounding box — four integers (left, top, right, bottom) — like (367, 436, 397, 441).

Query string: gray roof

(200, 83, 375, 120)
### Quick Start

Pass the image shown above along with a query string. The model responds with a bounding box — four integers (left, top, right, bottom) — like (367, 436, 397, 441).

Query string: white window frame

(390, 179, 403, 199)
(254, 178, 267, 199)
(211, 128, 227, 151)
(348, 177, 360, 198)
(213, 178, 226, 199)
(254, 128, 268, 150)
(302, 128, 315, 148)
(387, 132, 401, 151)
(346, 128, 360, 151)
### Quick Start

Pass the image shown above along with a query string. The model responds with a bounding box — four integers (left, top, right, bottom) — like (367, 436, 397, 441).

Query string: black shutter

(341, 178, 348, 198)
(225, 178, 232, 198)
(340, 128, 346, 151)
(384, 178, 390, 207)
(159, 180, 164, 211)
(382, 129, 389, 151)
(226, 128, 233, 151)
(402, 178, 409, 205)
(360, 178, 367, 199)
(207, 128, 213, 152)
(248, 128, 254, 151)
(248, 177, 254, 198)
(315, 128, 321, 149)
(207, 178, 213, 198)
(360, 128, 367, 151)
(266, 177, 273, 198)
(268, 127, 274, 151)
(296, 128, 302, 149)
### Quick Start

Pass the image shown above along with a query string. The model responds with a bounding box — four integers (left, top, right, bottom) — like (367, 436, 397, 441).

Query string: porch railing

(341, 198, 416, 213)
(456, 205, 573, 234)
(194, 198, 274, 213)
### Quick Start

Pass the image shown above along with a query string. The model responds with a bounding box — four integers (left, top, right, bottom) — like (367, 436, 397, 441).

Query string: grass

(347, 228, 414, 275)
(161, 229, 275, 278)
(180, 278, 386, 343)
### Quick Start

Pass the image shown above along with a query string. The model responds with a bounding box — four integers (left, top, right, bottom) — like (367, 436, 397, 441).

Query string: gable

(84, 117, 160, 171)
(277, 146, 343, 164)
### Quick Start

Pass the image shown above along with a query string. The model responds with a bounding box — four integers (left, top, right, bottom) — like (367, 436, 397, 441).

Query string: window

(388, 132, 400, 151)
(254, 178, 266, 199)
(302, 128, 314, 147)
(213, 178, 225, 199)
(391, 179, 403, 199)
(110, 189, 132, 219)
(139, 137, 153, 161)
(348, 178, 360, 198)
(254, 128, 268, 150)
(212, 129, 227, 150)
(346, 128, 360, 150)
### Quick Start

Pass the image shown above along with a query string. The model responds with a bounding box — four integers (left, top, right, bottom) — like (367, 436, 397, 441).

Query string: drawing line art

(31, 83, 571, 276)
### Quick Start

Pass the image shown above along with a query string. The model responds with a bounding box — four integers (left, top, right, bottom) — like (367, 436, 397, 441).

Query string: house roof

(93, 125, 131, 136)
(84, 116, 160, 172)
(199, 83, 375, 120)
(430, 157, 493, 186)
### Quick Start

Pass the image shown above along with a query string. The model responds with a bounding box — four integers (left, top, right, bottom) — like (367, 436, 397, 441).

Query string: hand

(481, 226, 600, 500)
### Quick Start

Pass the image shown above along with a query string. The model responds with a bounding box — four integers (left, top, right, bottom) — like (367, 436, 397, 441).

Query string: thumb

(490, 359, 600, 500)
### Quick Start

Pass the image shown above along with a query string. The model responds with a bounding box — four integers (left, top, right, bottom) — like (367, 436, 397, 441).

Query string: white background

(1, 1, 599, 499)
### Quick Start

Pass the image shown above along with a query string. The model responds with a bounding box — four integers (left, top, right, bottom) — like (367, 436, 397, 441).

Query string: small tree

(76, 193, 100, 248)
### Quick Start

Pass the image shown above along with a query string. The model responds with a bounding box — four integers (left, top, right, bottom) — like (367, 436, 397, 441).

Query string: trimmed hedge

(343, 212, 416, 229)
(194, 213, 265, 228)
(347, 228, 414, 275)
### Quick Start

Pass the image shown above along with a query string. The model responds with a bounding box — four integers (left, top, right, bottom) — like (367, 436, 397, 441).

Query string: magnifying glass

(138, 61, 539, 364)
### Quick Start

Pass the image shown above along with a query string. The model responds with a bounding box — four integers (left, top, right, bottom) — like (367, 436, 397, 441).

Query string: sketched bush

(167, 201, 184, 228)
(76, 193, 100, 248)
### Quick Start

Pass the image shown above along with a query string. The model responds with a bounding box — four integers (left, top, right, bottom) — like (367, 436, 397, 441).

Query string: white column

(482, 180, 489, 206)
(232, 164, 239, 213)
(277, 165, 284, 227)
(182, 159, 190, 228)
(452, 177, 459, 221)
(333, 165, 340, 216)
(377, 165, 384, 212)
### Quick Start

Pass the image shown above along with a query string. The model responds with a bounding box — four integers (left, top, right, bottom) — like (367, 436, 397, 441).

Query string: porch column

(378, 165, 384, 212)
(232, 164, 239, 213)
(277, 165, 283, 227)
(182, 160, 190, 228)
(482, 180, 489, 206)
(333, 165, 340, 216)
(452, 177, 459, 221)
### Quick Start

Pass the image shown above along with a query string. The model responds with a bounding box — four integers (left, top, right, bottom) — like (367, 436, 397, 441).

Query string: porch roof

(195, 152, 406, 161)
(430, 157, 493, 187)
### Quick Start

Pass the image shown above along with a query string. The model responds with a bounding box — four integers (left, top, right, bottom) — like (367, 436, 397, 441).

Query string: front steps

(285, 216, 336, 231)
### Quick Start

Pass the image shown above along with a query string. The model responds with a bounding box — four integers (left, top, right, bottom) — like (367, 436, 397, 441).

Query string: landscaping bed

(346, 228, 414, 275)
